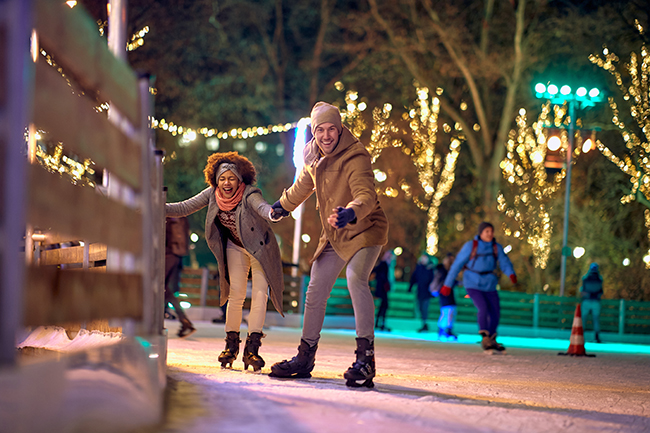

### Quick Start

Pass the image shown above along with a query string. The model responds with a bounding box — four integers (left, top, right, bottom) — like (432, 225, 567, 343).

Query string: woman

(165, 152, 283, 371)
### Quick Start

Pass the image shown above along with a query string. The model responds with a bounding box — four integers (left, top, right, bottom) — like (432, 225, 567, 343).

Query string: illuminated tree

(340, 83, 461, 255)
(589, 21, 650, 266)
(497, 103, 565, 270)
(498, 101, 598, 271)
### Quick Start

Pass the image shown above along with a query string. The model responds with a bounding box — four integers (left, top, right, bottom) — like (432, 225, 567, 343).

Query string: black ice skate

(269, 339, 317, 378)
(344, 338, 375, 388)
(242, 332, 265, 372)
(218, 331, 241, 368)
(177, 319, 196, 339)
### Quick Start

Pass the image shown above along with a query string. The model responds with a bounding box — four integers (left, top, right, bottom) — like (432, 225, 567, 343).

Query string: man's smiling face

(314, 122, 340, 154)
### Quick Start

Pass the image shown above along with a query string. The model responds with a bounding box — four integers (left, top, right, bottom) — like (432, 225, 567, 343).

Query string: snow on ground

(158, 320, 650, 433)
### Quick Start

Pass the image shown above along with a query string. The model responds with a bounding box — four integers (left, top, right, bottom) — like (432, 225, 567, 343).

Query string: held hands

(270, 200, 290, 222)
(440, 285, 452, 297)
(509, 274, 517, 285)
(327, 207, 356, 229)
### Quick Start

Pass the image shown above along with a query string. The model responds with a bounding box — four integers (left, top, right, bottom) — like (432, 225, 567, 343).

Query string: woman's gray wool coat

(165, 185, 284, 315)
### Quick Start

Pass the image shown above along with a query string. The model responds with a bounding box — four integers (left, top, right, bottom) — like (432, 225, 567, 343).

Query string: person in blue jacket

(580, 262, 604, 343)
(440, 222, 516, 352)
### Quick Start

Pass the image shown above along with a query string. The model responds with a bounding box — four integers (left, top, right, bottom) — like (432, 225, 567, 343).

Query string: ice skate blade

(268, 371, 312, 379)
(346, 378, 374, 388)
(178, 328, 197, 339)
(483, 349, 507, 355)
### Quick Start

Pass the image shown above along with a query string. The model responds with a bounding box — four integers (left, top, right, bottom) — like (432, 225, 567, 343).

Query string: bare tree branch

(309, 0, 335, 106)
(367, 0, 483, 170)
(420, 0, 492, 153)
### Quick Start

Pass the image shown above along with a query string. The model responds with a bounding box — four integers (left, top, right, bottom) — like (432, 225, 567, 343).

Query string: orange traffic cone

(558, 303, 595, 357)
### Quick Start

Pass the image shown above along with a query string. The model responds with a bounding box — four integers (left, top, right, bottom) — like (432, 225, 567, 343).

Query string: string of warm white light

(152, 118, 298, 141)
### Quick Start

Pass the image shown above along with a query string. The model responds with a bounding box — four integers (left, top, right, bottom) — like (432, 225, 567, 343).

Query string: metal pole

(559, 100, 575, 297)
(291, 204, 304, 278)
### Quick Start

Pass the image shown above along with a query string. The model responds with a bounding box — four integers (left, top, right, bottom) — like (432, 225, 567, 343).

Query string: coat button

(251, 227, 254, 231)
(260, 241, 264, 246)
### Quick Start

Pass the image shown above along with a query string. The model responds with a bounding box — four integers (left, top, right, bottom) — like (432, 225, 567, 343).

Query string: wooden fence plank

(27, 165, 142, 254)
(40, 243, 106, 266)
(34, 0, 140, 126)
(33, 60, 141, 188)
(23, 265, 142, 326)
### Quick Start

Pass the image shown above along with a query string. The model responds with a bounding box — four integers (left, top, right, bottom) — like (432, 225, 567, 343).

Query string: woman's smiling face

(217, 170, 241, 199)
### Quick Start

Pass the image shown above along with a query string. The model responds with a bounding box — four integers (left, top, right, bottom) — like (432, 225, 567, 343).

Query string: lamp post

(534, 82, 603, 296)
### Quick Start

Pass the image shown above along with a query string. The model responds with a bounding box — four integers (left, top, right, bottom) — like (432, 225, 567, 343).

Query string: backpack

(464, 239, 500, 276)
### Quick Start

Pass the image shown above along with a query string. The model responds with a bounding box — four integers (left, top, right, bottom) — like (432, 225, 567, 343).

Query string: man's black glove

(335, 207, 356, 228)
(270, 200, 290, 221)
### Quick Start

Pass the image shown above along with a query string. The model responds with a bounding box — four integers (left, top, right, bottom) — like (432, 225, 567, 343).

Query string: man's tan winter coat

(280, 126, 388, 262)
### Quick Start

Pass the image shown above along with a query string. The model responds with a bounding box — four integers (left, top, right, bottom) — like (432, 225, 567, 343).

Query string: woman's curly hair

(204, 151, 256, 187)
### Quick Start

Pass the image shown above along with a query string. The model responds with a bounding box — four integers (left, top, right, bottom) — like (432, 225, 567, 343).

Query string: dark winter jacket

(165, 185, 284, 315)
(373, 261, 391, 298)
(580, 270, 603, 300)
(165, 216, 189, 257)
(409, 263, 434, 301)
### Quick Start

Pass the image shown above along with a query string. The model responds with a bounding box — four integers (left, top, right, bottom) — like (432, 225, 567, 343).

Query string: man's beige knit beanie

(310, 102, 342, 135)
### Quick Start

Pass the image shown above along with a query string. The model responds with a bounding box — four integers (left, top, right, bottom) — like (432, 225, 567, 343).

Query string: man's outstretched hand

(327, 207, 356, 229)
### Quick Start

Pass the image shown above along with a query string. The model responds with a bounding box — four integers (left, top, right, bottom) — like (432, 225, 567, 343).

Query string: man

(441, 222, 516, 353)
(165, 216, 196, 338)
(269, 102, 388, 388)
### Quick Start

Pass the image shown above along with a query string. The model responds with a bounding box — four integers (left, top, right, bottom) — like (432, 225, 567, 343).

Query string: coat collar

(303, 126, 360, 166)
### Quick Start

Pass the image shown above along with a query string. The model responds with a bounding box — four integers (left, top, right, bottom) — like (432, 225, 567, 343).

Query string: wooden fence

(1, 0, 165, 360)
(322, 279, 650, 335)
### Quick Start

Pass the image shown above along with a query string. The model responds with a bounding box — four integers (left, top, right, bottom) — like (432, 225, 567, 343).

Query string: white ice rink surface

(158, 321, 650, 433)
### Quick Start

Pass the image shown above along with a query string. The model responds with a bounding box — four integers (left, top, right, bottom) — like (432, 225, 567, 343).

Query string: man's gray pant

(302, 242, 382, 347)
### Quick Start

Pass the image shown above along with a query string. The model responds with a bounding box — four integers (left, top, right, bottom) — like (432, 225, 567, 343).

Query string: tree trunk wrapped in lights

(497, 103, 567, 270)
(340, 84, 460, 256)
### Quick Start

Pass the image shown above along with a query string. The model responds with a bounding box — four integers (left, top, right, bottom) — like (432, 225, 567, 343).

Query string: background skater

(441, 222, 516, 353)
(408, 253, 435, 333)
